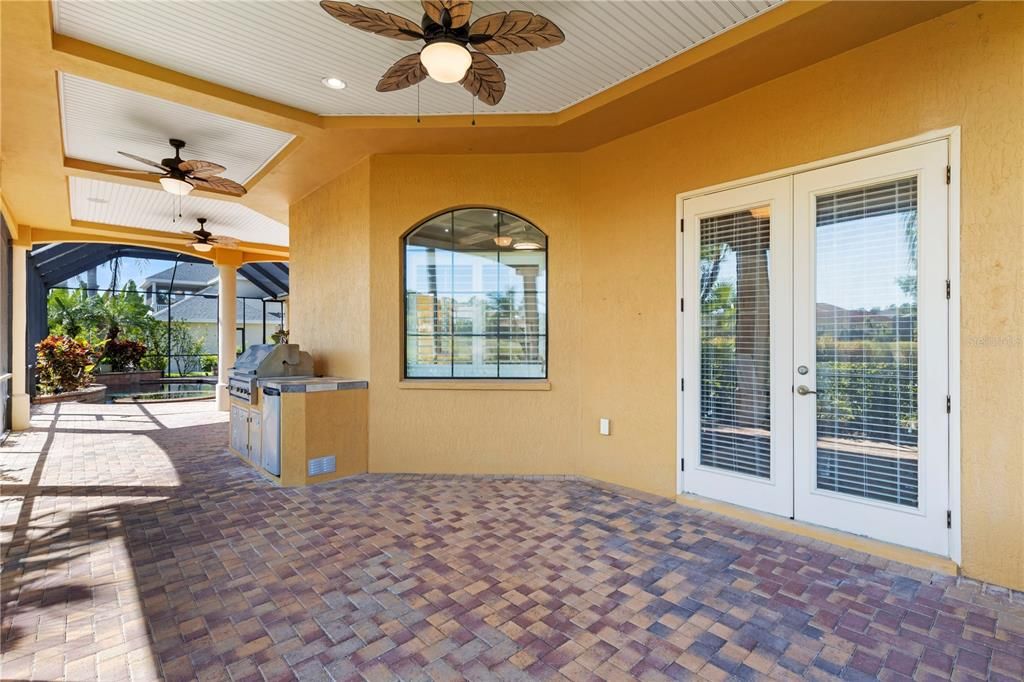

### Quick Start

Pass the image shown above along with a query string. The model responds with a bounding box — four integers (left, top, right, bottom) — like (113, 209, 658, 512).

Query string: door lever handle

(796, 385, 817, 396)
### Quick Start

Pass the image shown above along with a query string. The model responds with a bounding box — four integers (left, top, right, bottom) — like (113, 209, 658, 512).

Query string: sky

(61, 256, 194, 291)
(711, 212, 916, 313)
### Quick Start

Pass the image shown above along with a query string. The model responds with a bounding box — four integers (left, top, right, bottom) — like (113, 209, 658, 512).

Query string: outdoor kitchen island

(227, 345, 368, 486)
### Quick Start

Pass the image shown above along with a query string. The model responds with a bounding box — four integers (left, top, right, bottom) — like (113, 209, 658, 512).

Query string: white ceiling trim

(52, 0, 782, 117)
(59, 73, 295, 184)
(69, 177, 289, 247)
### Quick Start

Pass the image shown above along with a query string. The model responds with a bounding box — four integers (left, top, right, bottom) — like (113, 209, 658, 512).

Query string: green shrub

(35, 335, 94, 394)
(140, 354, 167, 371)
(98, 338, 147, 372)
(201, 355, 218, 374)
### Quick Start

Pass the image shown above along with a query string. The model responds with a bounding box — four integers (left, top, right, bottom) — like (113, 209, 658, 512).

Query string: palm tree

(47, 286, 90, 338)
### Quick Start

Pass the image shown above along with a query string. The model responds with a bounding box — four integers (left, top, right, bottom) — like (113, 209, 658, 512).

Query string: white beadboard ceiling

(59, 73, 295, 184)
(70, 177, 289, 246)
(52, 0, 781, 116)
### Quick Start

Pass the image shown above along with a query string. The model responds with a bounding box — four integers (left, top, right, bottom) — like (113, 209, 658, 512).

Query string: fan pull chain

(416, 84, 421, 124)
(471, 94, 476, 127)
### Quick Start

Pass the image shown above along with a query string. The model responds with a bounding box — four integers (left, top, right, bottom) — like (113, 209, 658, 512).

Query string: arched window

(404, 208, 547, 379)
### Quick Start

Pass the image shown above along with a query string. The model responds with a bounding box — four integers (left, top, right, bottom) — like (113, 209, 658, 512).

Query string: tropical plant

(47, 286, 91, 338)
(83, 281, 159, 342)
(48, 281, 162, 346)
(35, 335, 94, 394)
(98, 338, 148, 372)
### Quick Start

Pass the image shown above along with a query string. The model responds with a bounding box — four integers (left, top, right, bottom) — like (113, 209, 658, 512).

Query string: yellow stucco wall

(290, 158, 371, 379)
(367, 154, 583, 476)
(288, 3, 1024, 589)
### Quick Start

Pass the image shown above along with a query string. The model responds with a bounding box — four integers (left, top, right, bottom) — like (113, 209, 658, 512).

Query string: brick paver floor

(2, 401, 1023, 681)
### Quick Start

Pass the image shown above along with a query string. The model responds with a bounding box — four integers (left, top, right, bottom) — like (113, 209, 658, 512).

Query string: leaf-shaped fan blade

(320, 1, 423, 40)
(460, 52, 506, 105)
(421, 0, 473, 29)
(190, 176, 247, 196)
(377, 54, 428, 92)
(117, 151, 170, 171)
(212, 236, 241, 248)
(468, 11, 564, 55)
(180, 160, 226, 178)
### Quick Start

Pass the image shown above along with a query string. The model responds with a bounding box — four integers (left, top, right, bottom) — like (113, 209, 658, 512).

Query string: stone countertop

(258, 377, 368, 393)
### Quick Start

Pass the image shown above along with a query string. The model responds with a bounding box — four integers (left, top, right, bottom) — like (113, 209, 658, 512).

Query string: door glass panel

(699, 206, 772, 478)
(814, 178, 919, 507)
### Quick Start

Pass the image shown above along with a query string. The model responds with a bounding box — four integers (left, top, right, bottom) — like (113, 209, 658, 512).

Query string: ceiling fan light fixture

(192, 241, 214, 253)
(160, 176, 194, 196)
(420, 41, 472, 84)
(494, 236, 514, 248)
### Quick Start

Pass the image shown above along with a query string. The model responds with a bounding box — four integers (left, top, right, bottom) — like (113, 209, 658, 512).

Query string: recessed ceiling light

(321, 77, 347, 90)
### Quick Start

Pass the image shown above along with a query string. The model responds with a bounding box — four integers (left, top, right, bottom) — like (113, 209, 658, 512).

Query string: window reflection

(405, 209, 547, 379)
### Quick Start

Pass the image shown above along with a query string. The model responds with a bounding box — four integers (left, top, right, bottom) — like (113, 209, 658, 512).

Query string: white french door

(792, 141, 949, 554)
(681, 140, 951, 555)
(681, 178, 794, 517)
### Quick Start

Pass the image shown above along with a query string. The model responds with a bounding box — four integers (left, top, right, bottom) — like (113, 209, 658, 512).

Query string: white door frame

(675, 128, 962, 563)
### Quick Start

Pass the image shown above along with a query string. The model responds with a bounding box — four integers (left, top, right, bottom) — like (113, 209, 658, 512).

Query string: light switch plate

(599, 418, 610, 436)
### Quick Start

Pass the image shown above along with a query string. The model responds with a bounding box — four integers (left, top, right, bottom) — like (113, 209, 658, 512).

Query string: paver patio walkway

(1, 401, 1022, 681)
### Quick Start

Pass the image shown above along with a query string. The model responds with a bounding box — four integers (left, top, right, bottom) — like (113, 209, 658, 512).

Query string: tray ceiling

(69, 177, 289, 246)
(52, 0, 781, 116)
(60, 74, 295, 184)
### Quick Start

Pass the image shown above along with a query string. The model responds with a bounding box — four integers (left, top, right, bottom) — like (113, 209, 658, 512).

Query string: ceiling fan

(319, 0, 565, 105)
(181, 218, 240, 253)
(110, 139, 247, 197)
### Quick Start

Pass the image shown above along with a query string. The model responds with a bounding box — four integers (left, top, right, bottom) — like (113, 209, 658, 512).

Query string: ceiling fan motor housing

(161, 139, 187, 177)
(421, 13, 469, 47)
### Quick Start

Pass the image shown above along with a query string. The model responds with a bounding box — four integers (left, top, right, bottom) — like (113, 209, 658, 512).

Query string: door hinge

(945, 279, 951, 300)
(680, 378, 685, 391)
(680, 298, 685, 312)
(680, 459, 685, 471)
(679, 218, 685, 232)
(945, 165, 951, 185)
(946, 510, 952, 528)
(946, 395, 951, 413)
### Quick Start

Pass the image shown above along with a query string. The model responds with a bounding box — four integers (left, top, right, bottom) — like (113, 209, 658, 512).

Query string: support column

(11, 245, 30, 430)
(216, 262, 238, 412)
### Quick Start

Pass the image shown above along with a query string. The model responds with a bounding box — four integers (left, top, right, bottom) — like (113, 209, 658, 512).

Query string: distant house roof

(143, 262, 219, 286)
(151, 295, 284, 325)
(142, 261, 290, 299)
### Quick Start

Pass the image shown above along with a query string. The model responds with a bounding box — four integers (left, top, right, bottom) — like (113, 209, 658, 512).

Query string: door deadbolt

(797, 365, 809, 375)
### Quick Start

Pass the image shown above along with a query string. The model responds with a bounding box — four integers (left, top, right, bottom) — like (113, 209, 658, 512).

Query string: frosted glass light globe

(159, 177, 194, 196)
(420, 42, 472, 84)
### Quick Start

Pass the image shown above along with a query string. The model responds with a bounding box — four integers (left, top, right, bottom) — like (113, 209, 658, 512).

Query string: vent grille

(308, 455, 336, 477)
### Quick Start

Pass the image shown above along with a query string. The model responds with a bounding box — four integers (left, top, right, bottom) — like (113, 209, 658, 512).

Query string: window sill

(398, 380, 551, 391)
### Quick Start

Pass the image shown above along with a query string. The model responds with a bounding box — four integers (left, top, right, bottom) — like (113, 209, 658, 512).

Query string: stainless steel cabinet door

(248, 410, 262, 465)
(230, 405, 248, 456)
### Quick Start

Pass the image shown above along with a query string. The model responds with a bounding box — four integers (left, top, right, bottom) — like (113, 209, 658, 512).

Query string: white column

(216, 263, 237, 411)
(11, 245, 30, 430)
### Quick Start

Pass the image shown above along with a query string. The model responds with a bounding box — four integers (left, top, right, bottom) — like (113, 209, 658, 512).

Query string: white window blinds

(814, 178, 919, 507)
(699, 207, 772, 478)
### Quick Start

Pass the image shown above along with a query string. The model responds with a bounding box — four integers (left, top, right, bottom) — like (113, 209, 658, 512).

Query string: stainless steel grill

(227, 344, 313, 404)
